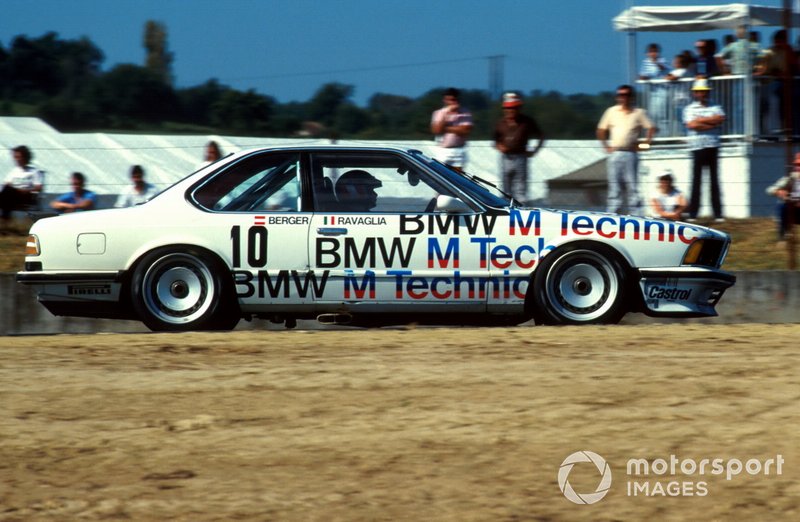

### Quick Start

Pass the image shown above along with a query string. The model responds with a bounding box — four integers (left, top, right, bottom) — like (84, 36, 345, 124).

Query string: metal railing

(637, 75, 800, 140)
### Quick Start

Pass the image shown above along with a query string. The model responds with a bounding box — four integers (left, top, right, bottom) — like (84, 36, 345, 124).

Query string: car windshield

(411, 151, 514, 209)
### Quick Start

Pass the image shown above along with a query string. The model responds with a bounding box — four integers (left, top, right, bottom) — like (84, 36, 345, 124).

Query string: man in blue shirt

(50, 172, 97, 213)
(683, 78, 726, 221)
(639, 43, 669, 132)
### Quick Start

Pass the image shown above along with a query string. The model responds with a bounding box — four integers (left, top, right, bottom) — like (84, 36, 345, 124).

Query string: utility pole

(488, 55, 505, 100)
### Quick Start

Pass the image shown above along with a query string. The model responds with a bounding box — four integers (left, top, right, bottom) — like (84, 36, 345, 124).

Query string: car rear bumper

(16, 271, 135, 320)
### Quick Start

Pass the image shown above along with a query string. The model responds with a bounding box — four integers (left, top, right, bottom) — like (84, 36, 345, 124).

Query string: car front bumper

(638, 267, 736, 317)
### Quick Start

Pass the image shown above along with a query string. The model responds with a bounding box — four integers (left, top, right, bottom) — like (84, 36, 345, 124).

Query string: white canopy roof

(614, 3, 800, 32)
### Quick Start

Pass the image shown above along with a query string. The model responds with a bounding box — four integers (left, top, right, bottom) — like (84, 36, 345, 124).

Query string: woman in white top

(651, 172, 688, 220)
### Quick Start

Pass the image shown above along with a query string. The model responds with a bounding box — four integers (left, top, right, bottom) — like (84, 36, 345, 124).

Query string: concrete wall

(1, 271, 797, 336)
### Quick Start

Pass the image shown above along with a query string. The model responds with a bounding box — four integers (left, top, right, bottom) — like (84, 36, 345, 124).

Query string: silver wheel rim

(142, 254, 215, 324)
(545, 250, 619, 322)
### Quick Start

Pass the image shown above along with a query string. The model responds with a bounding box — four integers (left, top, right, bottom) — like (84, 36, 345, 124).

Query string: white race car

(17, 147, 735, 331)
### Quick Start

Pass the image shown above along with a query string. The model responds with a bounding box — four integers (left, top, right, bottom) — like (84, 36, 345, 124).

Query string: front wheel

(131, 248, 240, 331)
(531, 244, 628, 325)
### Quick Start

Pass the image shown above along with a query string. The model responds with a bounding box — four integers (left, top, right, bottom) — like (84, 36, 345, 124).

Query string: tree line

(0, 27, 614, 140)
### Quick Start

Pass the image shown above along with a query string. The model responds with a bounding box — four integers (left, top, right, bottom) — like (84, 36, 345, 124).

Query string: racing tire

(530, 243, 628, 325)
(131, 247, 240, 332)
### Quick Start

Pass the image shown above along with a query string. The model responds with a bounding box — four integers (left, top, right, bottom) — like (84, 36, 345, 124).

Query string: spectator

(50, 172, 96, 213)
(1, 145, 44, 231)
(639, 43, 669, 131)
(650, 171, 688, 220)
(666, 53, 692, 81)
(755, 29, 799, 134)
(681, 49, 698, 77)
(765, 152, 800, 241)
(666, 53, 693, 134)
(717, 25, 762, 134)
(639, 43, 669, 80)
(683, 78, 726, 222)
(596, 85, 656, 215)
(718, 25, 761, 76)
(115, 165, 158, 208)
(695, 39, 721, 77)
(493, 92, 545, 204)
(717, 34, 736, 74)
(430, 87, 473, 172)
(200, 140, 223, 168)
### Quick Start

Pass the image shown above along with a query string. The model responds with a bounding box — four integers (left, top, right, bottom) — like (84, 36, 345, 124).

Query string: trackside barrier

(0, 271, 798, 335)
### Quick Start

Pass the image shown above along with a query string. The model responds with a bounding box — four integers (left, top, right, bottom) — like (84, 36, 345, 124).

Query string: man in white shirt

(115, 165, 158, 208)
(597, 85, 656, 214)
(1, 145, 44, 228)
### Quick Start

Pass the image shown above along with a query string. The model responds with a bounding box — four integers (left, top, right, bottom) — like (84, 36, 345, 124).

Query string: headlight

(25, 235, 40, 256)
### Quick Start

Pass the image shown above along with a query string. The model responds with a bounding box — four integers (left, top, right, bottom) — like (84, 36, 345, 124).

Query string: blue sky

(2, 0, 792, 105)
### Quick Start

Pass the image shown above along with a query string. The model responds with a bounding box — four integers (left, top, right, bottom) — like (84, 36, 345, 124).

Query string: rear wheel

(131, 248, 239, 331)
(531, 244, 628, 325)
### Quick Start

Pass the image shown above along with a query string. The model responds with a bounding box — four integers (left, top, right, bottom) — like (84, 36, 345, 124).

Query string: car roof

(231, 145, 420, 157)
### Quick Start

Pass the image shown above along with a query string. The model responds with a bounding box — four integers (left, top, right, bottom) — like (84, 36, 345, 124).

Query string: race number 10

(230, 225, 268, 268)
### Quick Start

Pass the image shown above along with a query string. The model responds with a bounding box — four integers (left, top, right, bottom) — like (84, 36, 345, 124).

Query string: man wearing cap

(493, 92, 545, 204)
(683, 77, 726, 221)
(597, 84, 656, 215)
(766, 152, 800, 240)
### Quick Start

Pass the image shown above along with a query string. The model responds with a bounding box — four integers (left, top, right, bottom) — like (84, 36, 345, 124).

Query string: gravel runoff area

(1, 324, 799, 521)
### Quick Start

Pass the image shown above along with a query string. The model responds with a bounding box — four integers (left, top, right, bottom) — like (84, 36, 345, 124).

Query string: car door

(190, 150, 318, 311)
(307, 150, 490, 312)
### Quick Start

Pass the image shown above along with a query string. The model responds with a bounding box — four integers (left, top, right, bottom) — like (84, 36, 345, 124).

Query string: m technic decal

(559, 212, 698, 243)
(401, 209, 697, 244)
(389, 270, 527, 300)
(342, 269, 528, 300)
(427, 237, 554, 269)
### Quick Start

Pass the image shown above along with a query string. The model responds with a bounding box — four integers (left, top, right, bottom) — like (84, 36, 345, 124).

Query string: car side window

(310, 153, 460, 213)
(193, 153, 302, 212)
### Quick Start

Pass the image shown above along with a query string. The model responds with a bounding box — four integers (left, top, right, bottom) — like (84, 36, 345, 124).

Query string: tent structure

(613, 3, 800, 32)
(0, 117, 605, 207)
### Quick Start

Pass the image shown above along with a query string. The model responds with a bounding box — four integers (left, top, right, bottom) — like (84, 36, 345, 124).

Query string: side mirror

(435, 195, 473, 214)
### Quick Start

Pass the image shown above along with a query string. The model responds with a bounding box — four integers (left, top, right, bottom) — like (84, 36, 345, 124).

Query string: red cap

(502, 92, 522, 108)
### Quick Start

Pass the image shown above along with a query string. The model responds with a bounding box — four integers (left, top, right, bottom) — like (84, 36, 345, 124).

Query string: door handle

(317, 227, 348, 236)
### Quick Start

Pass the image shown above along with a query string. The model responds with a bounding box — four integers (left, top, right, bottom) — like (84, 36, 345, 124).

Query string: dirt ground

(1, 324, 799, 521)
